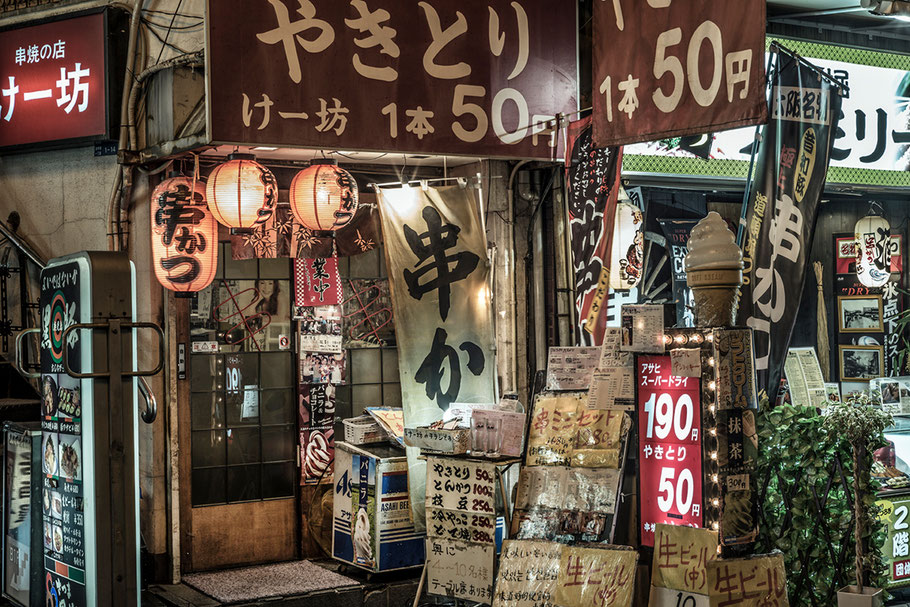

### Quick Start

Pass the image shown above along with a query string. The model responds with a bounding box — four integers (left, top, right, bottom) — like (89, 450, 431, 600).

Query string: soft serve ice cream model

(684, 212, 744, 327)
(353, 507, 373, 564)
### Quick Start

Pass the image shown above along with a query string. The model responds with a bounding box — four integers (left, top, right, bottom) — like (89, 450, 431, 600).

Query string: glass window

(189, 247, 296, 507)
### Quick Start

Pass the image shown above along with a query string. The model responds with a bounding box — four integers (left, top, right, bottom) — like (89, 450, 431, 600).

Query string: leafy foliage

(756, 401, 888, 605)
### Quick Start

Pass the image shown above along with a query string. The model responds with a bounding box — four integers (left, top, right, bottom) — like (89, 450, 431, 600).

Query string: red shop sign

(0, 11, 110, 149)
(637, 354, 703, 547)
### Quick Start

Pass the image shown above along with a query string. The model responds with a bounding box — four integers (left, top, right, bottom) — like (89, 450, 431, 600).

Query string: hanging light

(609, 187, 644, 289)
(289, 159, 359, 231)
(205, 153, 278, 230)
(151, 173, 218, 296)
(854, 207, 891, 288)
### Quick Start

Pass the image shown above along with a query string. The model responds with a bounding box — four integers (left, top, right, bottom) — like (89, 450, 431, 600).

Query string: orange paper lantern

(151, 173, 218, 296)
(289, 159, 359, 231)
(206, 154, 278, 229)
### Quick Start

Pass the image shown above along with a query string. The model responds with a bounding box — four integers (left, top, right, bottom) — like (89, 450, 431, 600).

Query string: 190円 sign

(592, 0, 767, 147)
(207, 0, 577, 159)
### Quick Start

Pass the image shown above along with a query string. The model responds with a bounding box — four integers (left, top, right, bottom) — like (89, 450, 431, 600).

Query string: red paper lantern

(151, 173, 218, 296)
(289, 159, 359, 231)
(206, 153, 278, 229)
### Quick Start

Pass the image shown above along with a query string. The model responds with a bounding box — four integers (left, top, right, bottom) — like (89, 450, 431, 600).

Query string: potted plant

(824, 392, 891, 607)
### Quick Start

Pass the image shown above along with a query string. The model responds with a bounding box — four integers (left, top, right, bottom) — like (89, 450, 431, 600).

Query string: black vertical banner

(741, 53, 843, 404)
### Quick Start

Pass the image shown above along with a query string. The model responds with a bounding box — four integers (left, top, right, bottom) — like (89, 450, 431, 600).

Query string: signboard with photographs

(877, 494, 910, 589)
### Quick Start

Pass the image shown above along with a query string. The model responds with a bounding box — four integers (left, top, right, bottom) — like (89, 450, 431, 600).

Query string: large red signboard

(0, 12, 107, 149)
(638, 354, 703, 547)
(592, 0, 767, 147)
(207, 0, 577, 159)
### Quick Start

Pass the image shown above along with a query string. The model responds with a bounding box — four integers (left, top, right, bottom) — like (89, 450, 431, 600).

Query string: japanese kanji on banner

(295, 257, 342, 307)
(377, 185, 497, 530)
(740, 51, 843, 403)
(207, 0, 577, 159)
(554, 545, 638, 607)
(565, 116, 623, 346)
(592, 0, 767, 147)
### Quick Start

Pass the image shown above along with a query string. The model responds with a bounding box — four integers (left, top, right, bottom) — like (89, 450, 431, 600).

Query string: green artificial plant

(823, 392, 892, 594)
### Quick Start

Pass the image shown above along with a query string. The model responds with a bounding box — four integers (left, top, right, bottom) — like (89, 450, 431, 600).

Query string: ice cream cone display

(685, 212, 744, 327)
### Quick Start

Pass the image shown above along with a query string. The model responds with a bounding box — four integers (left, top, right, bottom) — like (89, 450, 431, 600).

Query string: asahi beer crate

(332, 442, 424, 572)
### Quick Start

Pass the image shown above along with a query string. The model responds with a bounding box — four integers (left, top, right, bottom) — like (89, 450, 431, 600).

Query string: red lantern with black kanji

(206, 153, 278, 230)
(289, 159, 359, 231)
(151, 173, 218, 296)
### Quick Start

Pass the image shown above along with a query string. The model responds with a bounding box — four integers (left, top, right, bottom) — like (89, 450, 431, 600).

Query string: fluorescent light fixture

(251, 146, 278, 151)
(862, 0, 910, 17)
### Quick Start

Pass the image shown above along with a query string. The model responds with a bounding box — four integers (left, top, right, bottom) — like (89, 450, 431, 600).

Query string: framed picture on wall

(837, 295, 884, 333)
(839, 345, 884, 381)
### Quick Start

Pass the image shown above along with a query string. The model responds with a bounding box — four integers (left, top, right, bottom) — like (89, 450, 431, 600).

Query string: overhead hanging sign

(591, 0, 767, 147)
(206, 0, 577, 159)
(0, 11, 111, 150)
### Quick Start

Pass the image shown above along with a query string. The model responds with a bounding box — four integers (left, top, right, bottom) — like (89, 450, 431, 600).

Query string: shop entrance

(179, 245, 299, 572)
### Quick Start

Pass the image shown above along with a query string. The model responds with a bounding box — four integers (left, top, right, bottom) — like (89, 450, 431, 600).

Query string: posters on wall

(377, 185, 497, 528)
(554, 545, 638, 607)
(740, 52, 843, 403)
(565, 117, 623, 346)
(591, 0, 767, 147)
(207, 0, 577, 159)
(294, 257, 343, 308)
(658, 219, 699, 327)
(545, 347, 601, 391)
(299, 384, 335, 485)
(783, 348, 827, 408)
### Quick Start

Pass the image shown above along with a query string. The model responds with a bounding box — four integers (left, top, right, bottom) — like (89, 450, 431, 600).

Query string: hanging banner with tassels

(740, 51, 843, 403)
(377, 185, 497, 528)
(565, 116, 623, 346)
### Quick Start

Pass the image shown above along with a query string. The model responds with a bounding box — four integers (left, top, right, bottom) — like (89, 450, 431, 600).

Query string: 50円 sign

(592, 0, 767, 147)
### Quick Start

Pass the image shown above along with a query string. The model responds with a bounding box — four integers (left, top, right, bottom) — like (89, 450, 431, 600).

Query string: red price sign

(638, 354, 703, 547)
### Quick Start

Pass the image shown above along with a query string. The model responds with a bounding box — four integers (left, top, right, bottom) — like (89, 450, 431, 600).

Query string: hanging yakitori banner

(565, 116, 623, 346)
(740, 52, 843, 404)
(592, 0, 767, 147)
(377, 185, 497, 527)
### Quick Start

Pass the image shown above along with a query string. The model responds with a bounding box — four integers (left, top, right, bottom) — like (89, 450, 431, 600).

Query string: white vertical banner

(378, 185, 497, 528)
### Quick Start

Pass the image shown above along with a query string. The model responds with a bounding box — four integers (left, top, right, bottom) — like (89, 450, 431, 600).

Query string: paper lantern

(854, 213, 891, 288)
(206, 153, 278, 229)
(151, 173, 218, 296)
(289, 159, 359, 231)
(610, 193, 644, 289)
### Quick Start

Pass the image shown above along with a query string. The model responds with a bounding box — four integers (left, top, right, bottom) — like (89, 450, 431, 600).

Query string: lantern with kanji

(854, 211, 891, 288)
(289, 159, 359, 231)
(206, 154, 278, 230)
(151, 173, 218, 296)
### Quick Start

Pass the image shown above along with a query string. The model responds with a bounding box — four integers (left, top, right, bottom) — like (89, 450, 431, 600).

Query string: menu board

(783, 348, 826, 408)
(554, 545, 638, 607)
(492, 540, 562, 607)
(425, 457, 497, 603)
(637, 354, 703, 547)
(651, 523, 717, 594)
(545, 347, 601, 391)
(39, 260, 87, 607)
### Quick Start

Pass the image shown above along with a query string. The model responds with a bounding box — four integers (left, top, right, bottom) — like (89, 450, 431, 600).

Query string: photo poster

(299, 384, 335, 485)
(378, 185, 497, 531)
(783, 348, 827, 408)
(425, 456, 496, 603)
(873, 376, 910, 416)
(833, 230, 906, 378)
(554, 545, 638, 607)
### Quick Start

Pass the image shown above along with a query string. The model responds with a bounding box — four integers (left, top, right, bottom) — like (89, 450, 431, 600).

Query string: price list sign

(426, 457, 496, 603)
(592, 0, 767, 147)
(637, 355, 703, 547)
(39, 260, 87, 607)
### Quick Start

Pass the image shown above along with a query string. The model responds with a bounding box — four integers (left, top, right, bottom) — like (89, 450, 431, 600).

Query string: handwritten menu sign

(39, 260, 87, 607)
(671, 348, 701, 378)
(492, 540, 562, 607)
(706, 553, 789, 607)
(426, 538, 494, 603)
(426, 457, 497, 603)
(527, 393, 627, 468)
(471, 409, 526, 457)
(714, 329, 758, 410)
(621, 304, 665, 353)
(555, 545, 638, 607)
(651, 523, 718, 594)
(546, 347, 601, 390)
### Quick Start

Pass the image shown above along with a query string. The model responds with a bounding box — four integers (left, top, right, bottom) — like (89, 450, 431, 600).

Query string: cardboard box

(332, 442, 425, 572)
(403, 426, 470, 454)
